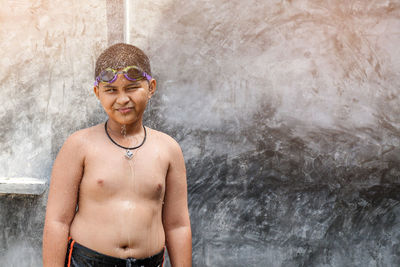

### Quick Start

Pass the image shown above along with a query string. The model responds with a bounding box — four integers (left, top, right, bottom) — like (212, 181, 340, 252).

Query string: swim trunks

(65, 237, 165, 267)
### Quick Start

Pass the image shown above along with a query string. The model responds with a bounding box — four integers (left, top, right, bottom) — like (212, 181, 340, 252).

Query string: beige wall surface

(0, 0, 108, 178)
(0, 1, 109, 265)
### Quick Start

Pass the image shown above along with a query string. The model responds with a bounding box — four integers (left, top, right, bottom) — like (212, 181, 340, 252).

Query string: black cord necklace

(104, 120, 147, 159)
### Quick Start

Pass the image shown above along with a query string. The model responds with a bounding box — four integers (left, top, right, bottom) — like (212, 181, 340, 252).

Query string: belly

(70, 142, 168, 258)
(69, 199, 165, 259)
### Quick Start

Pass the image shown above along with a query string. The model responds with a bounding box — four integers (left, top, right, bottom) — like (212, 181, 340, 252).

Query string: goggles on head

(94, 66, 152, 86)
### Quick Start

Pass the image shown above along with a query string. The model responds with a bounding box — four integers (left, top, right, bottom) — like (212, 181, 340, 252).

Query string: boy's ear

(93, 86, 100, 99)
(148, 79, 157, 99)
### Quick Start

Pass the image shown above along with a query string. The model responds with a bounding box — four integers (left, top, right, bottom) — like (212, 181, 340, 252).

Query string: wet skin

(69, 124, 169, 257)
(43, 74, 191, 266)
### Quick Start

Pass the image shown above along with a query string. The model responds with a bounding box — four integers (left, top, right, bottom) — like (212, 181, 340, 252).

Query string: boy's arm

(162, 140, 192, 267)
(42, 132, 85, 267)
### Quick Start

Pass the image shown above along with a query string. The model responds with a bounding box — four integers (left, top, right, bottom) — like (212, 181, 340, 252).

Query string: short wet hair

(94, 43, 152, 79)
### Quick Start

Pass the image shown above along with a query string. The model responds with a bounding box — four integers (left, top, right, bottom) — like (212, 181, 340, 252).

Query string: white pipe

(123, 0, 131, 43)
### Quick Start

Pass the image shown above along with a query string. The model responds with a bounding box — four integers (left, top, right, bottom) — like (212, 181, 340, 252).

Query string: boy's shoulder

(147, 127, 182, 152)
(64, 123, 103, 147)
(69, 123, 102, 137)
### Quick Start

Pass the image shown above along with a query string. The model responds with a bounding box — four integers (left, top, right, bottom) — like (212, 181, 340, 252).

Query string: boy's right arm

(43, 132, 85, 267)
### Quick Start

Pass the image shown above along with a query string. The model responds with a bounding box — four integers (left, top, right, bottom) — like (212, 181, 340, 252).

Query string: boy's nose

(116, 93, 130, 104)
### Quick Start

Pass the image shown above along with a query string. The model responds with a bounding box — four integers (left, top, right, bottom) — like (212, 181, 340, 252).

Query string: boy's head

(93, 43, 156, 126)
(94, 43, 152, 80)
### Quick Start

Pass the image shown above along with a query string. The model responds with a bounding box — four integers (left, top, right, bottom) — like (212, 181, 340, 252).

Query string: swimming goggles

(94, 66, 152, 86)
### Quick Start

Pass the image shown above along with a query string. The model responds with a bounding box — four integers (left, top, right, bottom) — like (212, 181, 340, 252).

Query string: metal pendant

(125, 150, 133, 159)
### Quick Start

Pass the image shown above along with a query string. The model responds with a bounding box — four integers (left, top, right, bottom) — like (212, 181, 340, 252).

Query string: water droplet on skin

(121, 125, 127, 137)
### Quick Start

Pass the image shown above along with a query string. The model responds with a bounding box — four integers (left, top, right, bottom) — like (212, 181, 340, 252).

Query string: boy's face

(94, 72, 156, 125)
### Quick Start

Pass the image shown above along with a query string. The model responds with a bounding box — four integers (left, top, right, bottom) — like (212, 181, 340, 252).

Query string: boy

(43, 43, 192, 267)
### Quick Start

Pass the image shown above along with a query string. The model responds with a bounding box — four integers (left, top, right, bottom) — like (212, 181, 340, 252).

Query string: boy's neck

(106, 118, 144, 137)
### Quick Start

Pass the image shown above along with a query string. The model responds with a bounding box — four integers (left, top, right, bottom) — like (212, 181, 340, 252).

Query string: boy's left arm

(162, 140, 192, 267)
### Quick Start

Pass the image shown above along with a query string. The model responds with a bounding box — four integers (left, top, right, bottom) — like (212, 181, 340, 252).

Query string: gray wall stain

(132, 0, 400, 266)
(0, 0, 400, 266)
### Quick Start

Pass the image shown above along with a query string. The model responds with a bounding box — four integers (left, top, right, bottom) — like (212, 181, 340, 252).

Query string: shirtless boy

(43, 43, 192, 267)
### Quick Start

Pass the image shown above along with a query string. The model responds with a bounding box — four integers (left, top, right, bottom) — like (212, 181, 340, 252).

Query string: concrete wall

(131, 0, 400, 266)
(0, 0, 399, 266)
(0, 0, 109, 265)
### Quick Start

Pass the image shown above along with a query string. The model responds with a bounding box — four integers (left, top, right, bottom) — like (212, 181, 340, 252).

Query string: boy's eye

(105, 88, 116, 92)
(127, 87, 139, 90)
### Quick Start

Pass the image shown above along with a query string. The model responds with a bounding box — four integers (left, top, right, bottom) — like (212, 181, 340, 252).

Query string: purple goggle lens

(94, 66, 152, 86)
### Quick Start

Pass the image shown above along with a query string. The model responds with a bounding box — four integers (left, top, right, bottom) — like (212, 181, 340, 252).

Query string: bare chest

(80, 141, 169, 202)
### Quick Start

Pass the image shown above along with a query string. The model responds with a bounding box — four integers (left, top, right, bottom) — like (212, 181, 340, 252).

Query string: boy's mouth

(117, 107, 134, 114)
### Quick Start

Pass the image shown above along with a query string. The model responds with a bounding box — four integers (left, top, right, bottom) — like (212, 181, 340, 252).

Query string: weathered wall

(131, 0, 400, 266)
(0, 0, 399, 266)
(0, 0, 110, 265)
